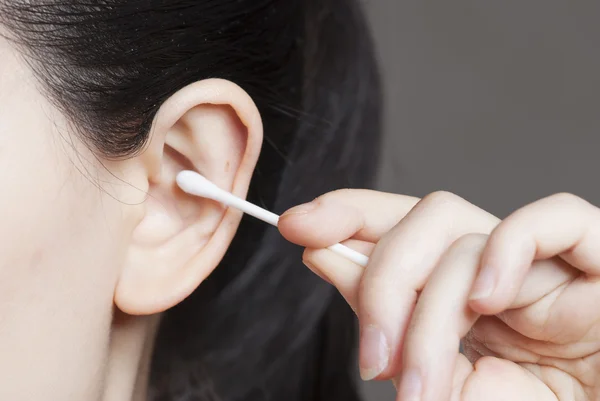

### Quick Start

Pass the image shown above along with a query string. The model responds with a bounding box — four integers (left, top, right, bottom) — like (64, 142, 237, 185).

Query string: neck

(102, 312, 160, 401)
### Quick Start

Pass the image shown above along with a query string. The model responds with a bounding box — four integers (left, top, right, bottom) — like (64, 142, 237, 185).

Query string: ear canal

(176, 170, 222, 200)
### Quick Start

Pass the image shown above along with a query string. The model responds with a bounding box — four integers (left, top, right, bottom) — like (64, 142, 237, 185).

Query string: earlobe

(114, 79, 263, 316)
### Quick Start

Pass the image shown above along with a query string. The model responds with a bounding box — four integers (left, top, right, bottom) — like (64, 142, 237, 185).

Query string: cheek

(0, 93, 125, 398)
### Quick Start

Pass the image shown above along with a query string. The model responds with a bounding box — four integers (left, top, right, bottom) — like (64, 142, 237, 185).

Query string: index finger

(278, 189, 420, 248)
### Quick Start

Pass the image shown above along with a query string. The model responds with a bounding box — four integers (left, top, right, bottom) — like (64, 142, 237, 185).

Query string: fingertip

(468, 298, 501, 315)
(470, 233, 537, 314)
(303, 246, 364, 314)
(468, 287, 512, 315)
(468, 264, 510, 315)
(278, 203, 318, 244)
(302, 257, 333, 285)
(469, 264, 496, 299)
(280, 202, 317, 219)
(279, 201, 364, 248)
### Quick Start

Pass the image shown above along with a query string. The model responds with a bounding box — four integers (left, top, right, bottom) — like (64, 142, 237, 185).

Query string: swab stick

(176, 170, 370, 267)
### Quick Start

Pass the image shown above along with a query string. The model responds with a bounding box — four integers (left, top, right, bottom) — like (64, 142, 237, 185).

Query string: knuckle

(358, 269, 406, 309)
(421, 190, 461, 209)
(358, 287, 409, 320)
(548, 192, 584, 206)
(318, 188, 361, 203)
(450, 233, 488, 252)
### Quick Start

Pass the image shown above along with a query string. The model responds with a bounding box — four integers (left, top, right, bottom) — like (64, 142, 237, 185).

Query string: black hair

(0, 1, 382, 400)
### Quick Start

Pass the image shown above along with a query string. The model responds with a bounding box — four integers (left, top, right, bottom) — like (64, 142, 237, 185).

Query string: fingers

(499, 276, 600, 347)
(468, 314, 600, 363)
(460, 357, 559, 401)
(465, 322, 586, 399)
(302, 239, 375, 310)
(505, 257, 575, 310)
(396, 234, 485, 401)
(427, 355, 557, 401)
(470, 193, 600, 315)
(449, 356, 474, 401)
(357, 192, 498, 380)
(398, 235, 560, 401)
(278, 189, 420, 248)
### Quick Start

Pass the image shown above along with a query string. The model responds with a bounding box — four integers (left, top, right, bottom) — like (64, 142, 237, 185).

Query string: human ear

(113, 79, 263, 315)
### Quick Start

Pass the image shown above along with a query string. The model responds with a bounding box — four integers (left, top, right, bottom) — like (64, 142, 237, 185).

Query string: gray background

(362, 2, 600, 400)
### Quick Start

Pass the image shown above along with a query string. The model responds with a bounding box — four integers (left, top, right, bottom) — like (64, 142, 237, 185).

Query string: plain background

(362, 1, 600, 400)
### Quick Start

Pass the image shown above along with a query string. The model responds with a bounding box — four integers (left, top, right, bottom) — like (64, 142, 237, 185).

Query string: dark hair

(1, 1, 382, 400)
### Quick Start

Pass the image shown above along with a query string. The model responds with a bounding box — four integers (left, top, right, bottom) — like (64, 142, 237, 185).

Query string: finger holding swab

(176, 170, 370, 267)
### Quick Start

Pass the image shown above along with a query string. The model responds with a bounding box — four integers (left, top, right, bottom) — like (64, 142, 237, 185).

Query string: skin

(4, 14, 600, 401)
(0, 35, 263, 400)
(279, 190, 600, 401)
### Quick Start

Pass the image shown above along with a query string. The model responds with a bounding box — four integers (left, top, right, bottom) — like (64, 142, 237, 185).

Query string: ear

(114, 79, 263, 315)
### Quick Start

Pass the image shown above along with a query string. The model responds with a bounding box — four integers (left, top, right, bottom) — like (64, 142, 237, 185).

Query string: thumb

(278, 189, 419, 248)
(278, 199, 364, 248)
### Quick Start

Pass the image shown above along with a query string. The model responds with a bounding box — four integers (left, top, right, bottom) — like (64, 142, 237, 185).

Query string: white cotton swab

(176, 170, 370, 267)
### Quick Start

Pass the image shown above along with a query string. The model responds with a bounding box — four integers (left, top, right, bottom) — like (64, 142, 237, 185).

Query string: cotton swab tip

(176, 170, 221, 199)
(176, 169, 371, 267)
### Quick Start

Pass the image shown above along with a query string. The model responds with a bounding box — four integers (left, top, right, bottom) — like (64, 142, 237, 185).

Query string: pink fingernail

(470, 265, 497, 301)
(281, 202, 316, 217)
(359, 325, 390, 381)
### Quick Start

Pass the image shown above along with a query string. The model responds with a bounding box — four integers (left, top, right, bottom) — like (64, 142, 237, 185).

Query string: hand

(279, 190, 600, 401)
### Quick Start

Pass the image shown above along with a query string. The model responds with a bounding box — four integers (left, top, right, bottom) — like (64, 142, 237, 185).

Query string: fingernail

(359, 325, 390, 381)
(302, 260, 332, 285)
(397, 369, 422, 401)
(470, 265, 497, 301)
(281, 202, 316, 217)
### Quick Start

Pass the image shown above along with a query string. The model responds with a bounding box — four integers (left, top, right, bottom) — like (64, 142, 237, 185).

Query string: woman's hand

(278, 190, 600, 401)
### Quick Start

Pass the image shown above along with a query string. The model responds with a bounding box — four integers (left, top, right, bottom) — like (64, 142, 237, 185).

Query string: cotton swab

(176, 170, 370, 267)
